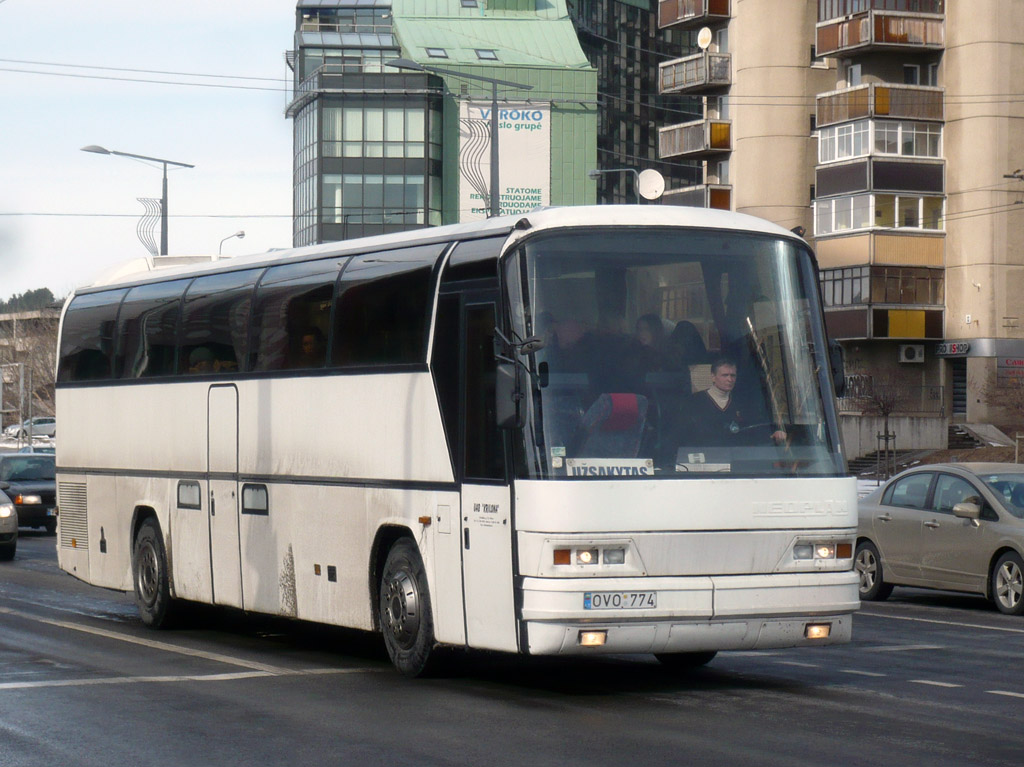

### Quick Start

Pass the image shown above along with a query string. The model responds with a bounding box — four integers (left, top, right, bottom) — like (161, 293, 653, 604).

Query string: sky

(0, 0, 297, 301)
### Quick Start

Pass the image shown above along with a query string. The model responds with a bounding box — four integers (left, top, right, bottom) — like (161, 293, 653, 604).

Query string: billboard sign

(458, 101, 550, 221)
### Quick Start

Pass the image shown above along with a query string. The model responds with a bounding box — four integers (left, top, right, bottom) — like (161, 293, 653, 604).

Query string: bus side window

(114, 279, 189, 379)
(179, 270, 261, 375)
(251, 258, 343, 371)
(331, 245, 443, 368)
(57, 289, 129, 383)
(464, 303, 504, 481)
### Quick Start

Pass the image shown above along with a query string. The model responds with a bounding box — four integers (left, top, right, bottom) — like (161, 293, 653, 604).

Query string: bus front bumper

(519, 571, 859, 655)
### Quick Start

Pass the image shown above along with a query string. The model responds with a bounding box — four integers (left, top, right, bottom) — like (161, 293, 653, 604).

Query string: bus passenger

(292, 327, 326, 368)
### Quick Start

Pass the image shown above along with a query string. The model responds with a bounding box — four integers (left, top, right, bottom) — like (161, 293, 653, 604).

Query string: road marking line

(775, 661, 820, 668)
(0, 606, 381, 676)
(839, 669, 886, 677)
(871, 644, 944, 652)
(988, 690, 1024, 699)
(910, 679, 963, 688)
(858, 609, 1024, 635)
(0, 667, 379, 691)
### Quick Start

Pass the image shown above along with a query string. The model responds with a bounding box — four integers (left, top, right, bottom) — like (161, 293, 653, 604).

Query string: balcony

(817, 83, 943, 128)
(658, 0, 729, 31)
(659, 51, 731, 95)
(659, 119, 731, 160)
(816, 10, 944, 57)
(662, 183, 732, 210)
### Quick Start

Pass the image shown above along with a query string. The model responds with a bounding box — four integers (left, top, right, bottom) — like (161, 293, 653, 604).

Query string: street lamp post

(218, 230, 245, 256)
(588, 168, 641, 204)
(81, 145, 194, 255)
(385, 58, 533, 218)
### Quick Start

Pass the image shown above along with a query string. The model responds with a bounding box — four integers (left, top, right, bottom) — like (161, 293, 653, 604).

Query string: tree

(852, 372, 914, 478)
(0, 288, 56, 313)
(0, 313, 58, 421)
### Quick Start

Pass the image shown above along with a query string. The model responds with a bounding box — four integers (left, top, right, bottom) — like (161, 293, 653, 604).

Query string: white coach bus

(56, 206, 858, 676)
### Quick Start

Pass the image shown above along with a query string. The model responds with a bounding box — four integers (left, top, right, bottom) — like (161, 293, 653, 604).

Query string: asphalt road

(3, 532, 1024, 767)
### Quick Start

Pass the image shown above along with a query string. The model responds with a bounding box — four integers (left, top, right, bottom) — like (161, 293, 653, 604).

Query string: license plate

(584, 591, 657, 610)
(46, 508, 56, 517)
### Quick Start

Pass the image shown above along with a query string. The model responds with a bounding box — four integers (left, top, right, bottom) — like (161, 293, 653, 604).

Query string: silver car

(3, 416, 56, 439)
(0, 488, 16, 561)
(856, 463, 1024, 615)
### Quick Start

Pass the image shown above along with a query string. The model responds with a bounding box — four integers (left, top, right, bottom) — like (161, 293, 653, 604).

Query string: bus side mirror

(828, 339, 846, 398)
(496, 362, 524, 429)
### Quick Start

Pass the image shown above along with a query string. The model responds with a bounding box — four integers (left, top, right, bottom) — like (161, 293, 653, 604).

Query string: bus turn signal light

(553, 549, 571, 565)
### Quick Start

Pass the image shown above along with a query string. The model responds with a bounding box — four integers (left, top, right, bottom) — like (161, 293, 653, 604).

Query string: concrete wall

(840, 414, 947, 459)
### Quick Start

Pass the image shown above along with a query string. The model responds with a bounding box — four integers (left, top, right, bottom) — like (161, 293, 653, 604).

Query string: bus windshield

(504, 228, 845, 479)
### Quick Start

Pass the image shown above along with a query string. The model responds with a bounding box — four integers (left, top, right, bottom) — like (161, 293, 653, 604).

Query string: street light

(81, 145, 194, 255)
(588, 168, 640, 204)
(218, 230, 245, 256)
(385, 57, 533, 218)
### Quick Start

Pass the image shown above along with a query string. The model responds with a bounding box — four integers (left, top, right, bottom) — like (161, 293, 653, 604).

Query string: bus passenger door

(459, 301, 517, 652)
(208, 385, 243, 608)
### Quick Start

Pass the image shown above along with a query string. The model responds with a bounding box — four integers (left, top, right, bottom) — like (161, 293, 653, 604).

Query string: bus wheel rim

(137, 542, 159, 606)
(383, 569, 420, 649)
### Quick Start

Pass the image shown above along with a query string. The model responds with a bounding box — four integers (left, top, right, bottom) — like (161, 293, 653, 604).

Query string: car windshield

(504, 228, 845, 479)
(0, 455, 56, 482)
(980, 473, 1024, 518)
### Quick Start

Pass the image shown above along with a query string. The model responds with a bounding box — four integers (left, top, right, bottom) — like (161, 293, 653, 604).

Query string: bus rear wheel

(379, 538, 436, 677)
(655, 651, 717, 669)
(132, 517, 177, 628)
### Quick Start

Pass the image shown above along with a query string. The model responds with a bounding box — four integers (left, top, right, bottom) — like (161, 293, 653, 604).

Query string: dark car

(0, 454, 57, 534)
(0, 488, 16, 560)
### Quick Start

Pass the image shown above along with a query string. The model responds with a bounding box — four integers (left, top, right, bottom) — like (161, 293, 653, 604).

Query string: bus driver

(687, 357, 787, 446)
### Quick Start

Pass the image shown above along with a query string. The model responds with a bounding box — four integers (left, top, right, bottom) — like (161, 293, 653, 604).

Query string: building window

(426, 48, 448, 58)
(323, 172, 436, 228)
(819, 119, 941, 163)
(903, 64, 920, 85)
(323, 105, 426, 160)
(820, 266, 869, 307)
(461, 0, 478, 6)
(816, 194, 943, 236)
(475, 49, 499, 60)
(818, 120, 870, 163)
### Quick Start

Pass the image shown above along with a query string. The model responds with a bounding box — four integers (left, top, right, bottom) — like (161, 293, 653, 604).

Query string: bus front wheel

(132, 517, 176, 628)
(379, 538, 436, 677)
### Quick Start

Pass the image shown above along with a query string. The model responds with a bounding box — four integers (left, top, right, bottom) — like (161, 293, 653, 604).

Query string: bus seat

(576, 393, 649, 458)
(689, 364, 712, 393)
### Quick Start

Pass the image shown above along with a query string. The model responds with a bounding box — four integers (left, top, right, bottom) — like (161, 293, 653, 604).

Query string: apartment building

(657, 0, 1024, 446)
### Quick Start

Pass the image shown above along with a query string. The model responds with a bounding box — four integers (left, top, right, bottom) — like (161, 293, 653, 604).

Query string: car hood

(2, 480, 55, 496)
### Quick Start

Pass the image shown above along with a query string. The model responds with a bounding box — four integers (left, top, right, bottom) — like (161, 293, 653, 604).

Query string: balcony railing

(816, 83, 943, 128)
(659, 119, 731, 159)
(658, 0, 729, 30)
(659, 51, 731, 94)
(816, 10, 944, 57)
(662, 184, 732, 210)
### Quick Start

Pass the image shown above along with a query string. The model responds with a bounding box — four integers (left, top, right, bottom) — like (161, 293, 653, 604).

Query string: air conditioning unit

(899, 344, 925, 363)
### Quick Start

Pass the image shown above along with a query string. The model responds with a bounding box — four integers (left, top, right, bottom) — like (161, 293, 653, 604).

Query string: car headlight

(0, 504, 13, 518)
(15, 495, 42, 505)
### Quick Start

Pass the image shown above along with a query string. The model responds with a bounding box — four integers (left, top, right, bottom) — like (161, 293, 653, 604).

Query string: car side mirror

(952, 501, 981, 520)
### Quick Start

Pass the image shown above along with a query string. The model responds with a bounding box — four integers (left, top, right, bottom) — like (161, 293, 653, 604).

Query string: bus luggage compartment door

(208, 384, 243, 608)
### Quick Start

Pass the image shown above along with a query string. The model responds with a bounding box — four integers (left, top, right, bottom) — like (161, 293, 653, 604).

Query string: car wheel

(379, 538, 436, 677)
(0, 538, 15, 561)
(132, 517, 177, 627)
(655, 651, 717, 669)
(992, 551, 1024, 616)
(855, 540, 894, 601)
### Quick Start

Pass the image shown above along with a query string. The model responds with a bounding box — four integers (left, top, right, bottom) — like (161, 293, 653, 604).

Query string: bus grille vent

(58, 482, 88, 549)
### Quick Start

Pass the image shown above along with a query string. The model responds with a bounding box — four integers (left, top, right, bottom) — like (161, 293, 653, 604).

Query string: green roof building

(287, 0, 598, 245)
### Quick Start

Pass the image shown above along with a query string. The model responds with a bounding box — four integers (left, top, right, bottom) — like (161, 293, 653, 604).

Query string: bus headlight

(0, 504, 13, 518)
(15, 495, 41, 505)
(576, 548, 599, 565)
(793, 541, 853, 561)
(603, 548, 626, 565)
